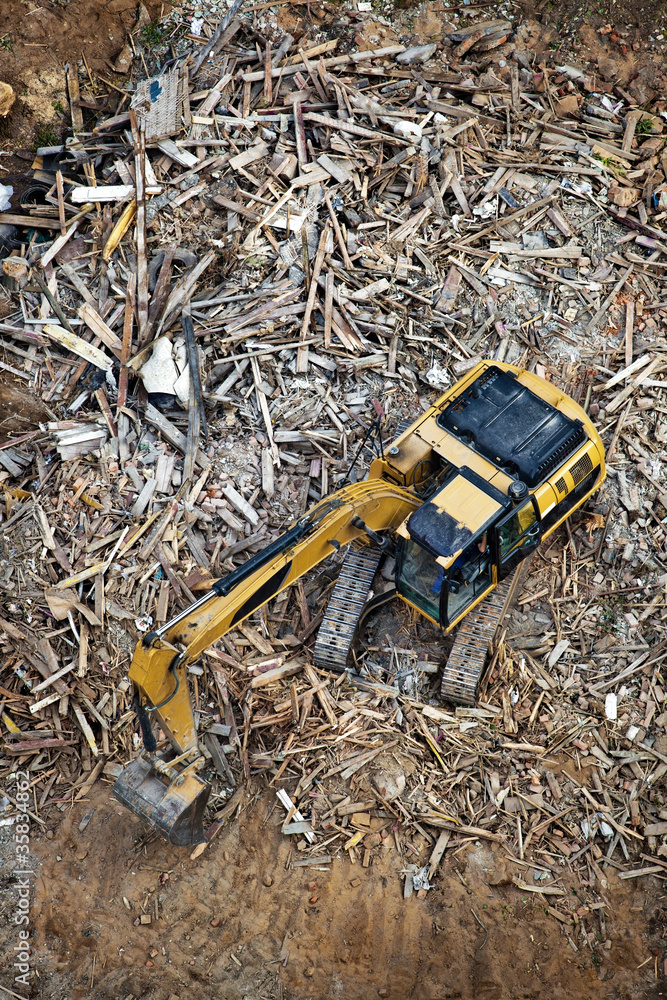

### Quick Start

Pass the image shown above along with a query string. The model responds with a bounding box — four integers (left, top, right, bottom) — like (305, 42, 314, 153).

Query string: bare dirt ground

(1, 1, 667, 999)
(0, 0, 163, 161)
(515, 0, 667, 105)
(1, 781, 664, 1000)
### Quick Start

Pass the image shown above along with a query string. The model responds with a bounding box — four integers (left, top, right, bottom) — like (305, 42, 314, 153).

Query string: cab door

(395, 536, 443, 624)
(494, 497, 541, 580)
(442, 534, 494, 629)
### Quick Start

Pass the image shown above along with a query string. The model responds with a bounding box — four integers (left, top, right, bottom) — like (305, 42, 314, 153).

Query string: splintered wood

(0, 1, 666, 934)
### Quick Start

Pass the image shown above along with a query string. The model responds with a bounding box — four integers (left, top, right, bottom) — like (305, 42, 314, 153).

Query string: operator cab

(395, 467, 541, 630)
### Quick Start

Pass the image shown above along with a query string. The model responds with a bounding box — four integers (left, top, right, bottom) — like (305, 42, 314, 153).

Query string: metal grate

(535, 426, 585, 482)
(555, 476, 567, 495)
(449, 366, 496, 415)
(569, 452, 593, 486)
(132, 66, 187, 142)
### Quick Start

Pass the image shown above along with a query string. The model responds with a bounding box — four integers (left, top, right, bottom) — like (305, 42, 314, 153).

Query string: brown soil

(3, 782, 662, 1000)
(516, 0, 667, 40)
(278, 0, 667, 107)
(0, 0, 164, 160)
(514, 0, 667, 106)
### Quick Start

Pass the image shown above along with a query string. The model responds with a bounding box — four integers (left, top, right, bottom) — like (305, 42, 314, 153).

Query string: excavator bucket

(113, 755, 211, 846)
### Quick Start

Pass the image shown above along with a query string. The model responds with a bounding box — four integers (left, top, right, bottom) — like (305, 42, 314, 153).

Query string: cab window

(396, 537, 441, 622)
(497, 499, 540, 575)
(498, 500, 537, 562)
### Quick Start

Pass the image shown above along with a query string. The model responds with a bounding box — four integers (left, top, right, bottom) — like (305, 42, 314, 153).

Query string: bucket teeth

(113, 753, 211, 846)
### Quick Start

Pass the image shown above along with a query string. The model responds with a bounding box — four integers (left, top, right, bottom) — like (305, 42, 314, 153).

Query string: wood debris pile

(1, 2, 667, 945)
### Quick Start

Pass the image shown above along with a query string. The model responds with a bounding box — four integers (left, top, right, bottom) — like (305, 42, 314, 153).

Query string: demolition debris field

(1, 0, 667, 998)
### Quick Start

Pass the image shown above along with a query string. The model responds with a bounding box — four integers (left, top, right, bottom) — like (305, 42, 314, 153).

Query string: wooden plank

(130, 110, 149, 344)
(220, 482, 260, 526)
(0, 213, 61, 229)
(39, 218, 81, 268)
(43, 324, 112, 371)
(250, 661, 304, 688)
(317, 153, 353, 184)
(241, 44, 406, 83)
(297, 223, 330, 372)
(228, 142, 270, 171)
(66, 62, 84, 133)
(428, 829, 451, 877)
(78, 302, 123, 353)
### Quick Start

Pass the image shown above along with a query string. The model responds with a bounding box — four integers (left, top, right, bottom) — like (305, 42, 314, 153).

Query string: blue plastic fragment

(498, 187, 520, 209)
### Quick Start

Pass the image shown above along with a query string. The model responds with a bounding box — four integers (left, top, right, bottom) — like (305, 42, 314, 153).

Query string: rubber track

(441, 562, 529, 706)
(314, 541, 382, 673)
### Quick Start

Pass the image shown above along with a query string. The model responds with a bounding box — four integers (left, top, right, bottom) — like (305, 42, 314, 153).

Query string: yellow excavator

(113, 360, 605, 844)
